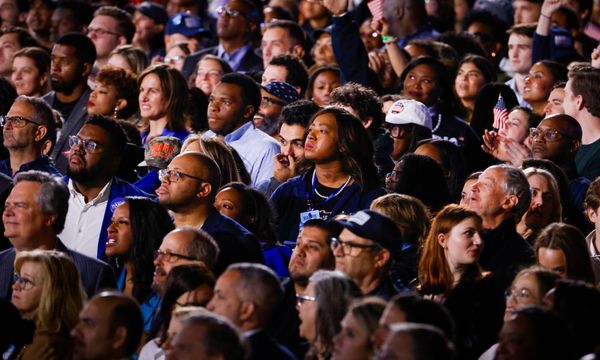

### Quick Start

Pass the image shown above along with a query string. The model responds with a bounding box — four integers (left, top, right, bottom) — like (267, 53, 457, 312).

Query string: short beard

(290, 272, 309, 288)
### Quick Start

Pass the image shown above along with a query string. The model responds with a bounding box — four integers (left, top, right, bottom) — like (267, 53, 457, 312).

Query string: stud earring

(113, 106, 119, 119)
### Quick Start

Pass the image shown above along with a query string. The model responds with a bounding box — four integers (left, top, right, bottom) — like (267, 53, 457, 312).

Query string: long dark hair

(297, 107, 380, 190)
(121, 197, 174, 303)
(399, 56, 458, 115)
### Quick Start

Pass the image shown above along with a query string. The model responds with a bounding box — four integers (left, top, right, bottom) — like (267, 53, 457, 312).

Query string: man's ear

(196, 182, 212, 199)
(111, 326, 128, 352)
(569, 138, 581, 153)
(374, 248, 391, 269)
(586, 207, 598, 224)
(82, 62, 94, 78)
(239, 301, 255, 323)
(34, 126, 48, 142)
(291, 44, 305, 59)
(243, 104, 255, 121)
(575, 94, 585, 112)
(118, 36, 128, 46)
(501, 194, 519, 212)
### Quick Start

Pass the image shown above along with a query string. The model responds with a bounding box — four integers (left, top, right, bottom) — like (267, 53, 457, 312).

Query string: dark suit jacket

(181, 45, 263, 81)
(201, 206, 264, 275)
(247, 330, 297, 360)
(0, 239, 116, 301)
(43, 87, 92, 174)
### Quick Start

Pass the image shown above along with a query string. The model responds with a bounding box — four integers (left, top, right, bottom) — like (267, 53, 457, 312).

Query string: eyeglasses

(13, 272, 35, 291)
(384, 123, 406, 139)
(261, 96, 287, 107)
(0, 115, 40, 128)
(296, 293, 316, 307)
(154, 249, 199, 263)
(216, 6, 244, 18)
(330, 237, 381, 257)
(505, 287, 534, 304)
(69, 135, 103, 153)
(529, 127, 569, 142)
(385, 170, 401, 183)
(158, 168, 206, 183)
(164, 55, 185, 64)
(86, 27, 121, 37)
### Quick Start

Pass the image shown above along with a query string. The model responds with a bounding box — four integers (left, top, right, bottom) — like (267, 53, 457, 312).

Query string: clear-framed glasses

(216, 6, 244, 18)
(154, 249, 198, 263)
(296, 293, 317, 307)
(13, 272, 35, 290)
(330, 237, 381, 257)
(505, 287, 534, 304)
(158, 168, 206, 183)
(68, 135, 102, 153)
(529, 127, 568, 142)
(0, 115, 40, 128)
(86, 27, 121, 37)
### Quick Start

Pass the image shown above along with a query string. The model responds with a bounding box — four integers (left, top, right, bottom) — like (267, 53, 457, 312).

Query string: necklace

(432, 113, 442, 133)
(311, 170, 352, 200)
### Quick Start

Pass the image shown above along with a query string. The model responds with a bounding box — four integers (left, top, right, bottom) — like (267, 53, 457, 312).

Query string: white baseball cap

(385, 99, 432, 130)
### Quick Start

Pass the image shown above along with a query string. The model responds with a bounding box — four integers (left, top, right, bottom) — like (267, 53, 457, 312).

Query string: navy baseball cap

(165, 12, 208, 37)
(136, 2, 168, 25)
(331, 210, 403, 256)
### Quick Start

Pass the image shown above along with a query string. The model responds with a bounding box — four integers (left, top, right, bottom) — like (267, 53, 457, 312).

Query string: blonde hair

(371, 194, 431, 246)
(14, 250, 84, 332)
(183, 135, 244, 185)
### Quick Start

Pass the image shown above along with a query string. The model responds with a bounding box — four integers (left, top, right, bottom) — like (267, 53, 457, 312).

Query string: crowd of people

(0, 0, 600, 358)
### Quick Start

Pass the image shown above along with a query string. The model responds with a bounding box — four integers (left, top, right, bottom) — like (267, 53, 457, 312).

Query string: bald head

(177, 152, 222, 199)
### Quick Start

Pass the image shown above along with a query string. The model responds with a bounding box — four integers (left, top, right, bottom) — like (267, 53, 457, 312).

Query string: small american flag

(492, 94, 508, 131)
(367, 0, 384, 20)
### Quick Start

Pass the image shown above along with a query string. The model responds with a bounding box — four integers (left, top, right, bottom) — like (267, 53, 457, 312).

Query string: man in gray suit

(43, 33, 96, 173)
(0, 170, 115, 301)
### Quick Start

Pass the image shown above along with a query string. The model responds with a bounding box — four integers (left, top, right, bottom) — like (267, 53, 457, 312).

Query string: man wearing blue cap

(331, 210, 404, 299)
(181, 0, 263, 80)
(133, 2, 168, 59)
(254, 81, 300, 136)
(164, 12, 208, 54)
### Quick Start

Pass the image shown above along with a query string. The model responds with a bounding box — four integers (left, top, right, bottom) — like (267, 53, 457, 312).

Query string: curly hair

(96, 65, 139, 119)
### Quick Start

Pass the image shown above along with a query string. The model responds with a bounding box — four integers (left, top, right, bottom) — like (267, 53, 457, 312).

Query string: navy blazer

(181, 45, 263, 81)
(61, 176, 153, 260)
(247, 330, 297, 360)
(0, 239, 116, 301)
(202, 206, 265, 275)
(42, 88, 92, 174)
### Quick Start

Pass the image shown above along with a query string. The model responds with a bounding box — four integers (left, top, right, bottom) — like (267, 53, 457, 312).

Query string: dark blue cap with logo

(331, 210, 403, 256)
(165, 12, 208, 37)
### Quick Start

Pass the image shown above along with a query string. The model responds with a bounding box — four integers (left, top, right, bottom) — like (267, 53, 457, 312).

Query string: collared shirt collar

(68, 178, 113, 206)
(217, 42, 253, 71)
(223, 121, 253, 143)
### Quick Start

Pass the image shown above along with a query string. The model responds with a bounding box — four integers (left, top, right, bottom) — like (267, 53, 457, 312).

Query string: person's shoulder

(66, 246, 111, 270)
(0, 247, 15, 259)
(112, 177, 153, 197)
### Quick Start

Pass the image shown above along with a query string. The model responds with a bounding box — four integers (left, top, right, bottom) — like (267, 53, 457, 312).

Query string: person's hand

(592, 44, 600, 68)
(481, 129, 502, 158)
(503, 138, 531, 167)
(322, 0, 348, 16)
(541, 0, 565, 17)
(368, 51, 385, 73)
(273, 153, 297, 183)
(371, 18, 390, 36)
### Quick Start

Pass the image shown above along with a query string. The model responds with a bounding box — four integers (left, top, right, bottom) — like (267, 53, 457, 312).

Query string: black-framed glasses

(384, 123, 406, 139)
(216, 6, 244, 18)
(261, 96, 287, 107)
(158, 168, 206, 183)
(69, 135, 103, 153)
(505, 287, 534, 303)
(0, 115, 40, 128)
(13, 272, 35, 290)
(154, 249, 199, 263)
(330, 237, 381, 256)
(86, 27, 121, 37)
(296, 293, 316, 307)
(529, 127, 569, 142)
